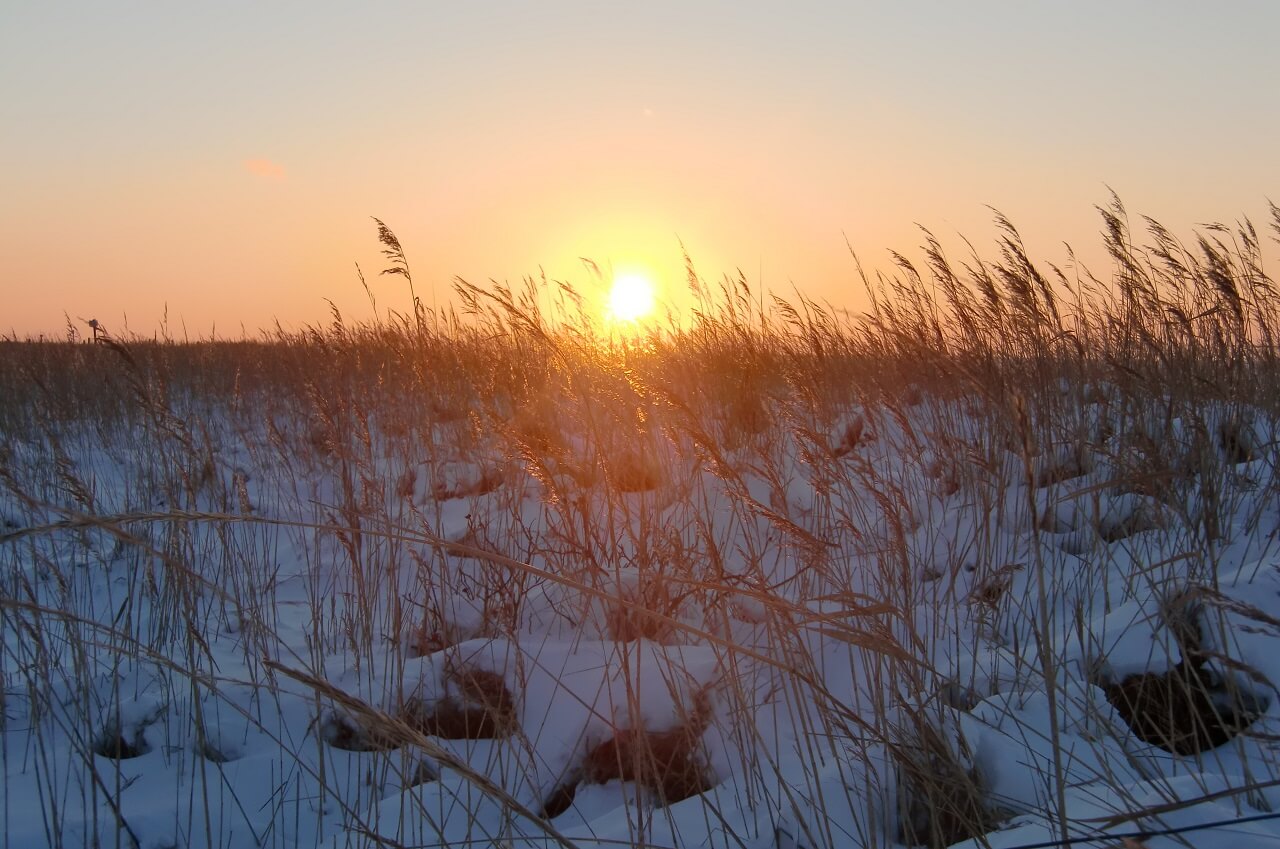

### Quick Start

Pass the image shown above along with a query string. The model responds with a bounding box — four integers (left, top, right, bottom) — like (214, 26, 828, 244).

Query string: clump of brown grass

(580, 723, 713, 805)
(403, 663, 519, 741)
(321, 711, 400, 752)
(1102, 588, 1270, 756)
(92, 720, 151, 760)
(892, 715, 1006, 849)
(603, 577, 695, 644)
(605, 448, 665, 493)
(581, 688, 715, 806)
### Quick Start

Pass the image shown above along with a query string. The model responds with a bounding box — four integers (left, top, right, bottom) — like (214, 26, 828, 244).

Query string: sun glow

(606, 272, 657, 323)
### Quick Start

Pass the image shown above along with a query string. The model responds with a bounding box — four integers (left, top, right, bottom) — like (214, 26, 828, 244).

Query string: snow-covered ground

(4, 370, 1280, 849)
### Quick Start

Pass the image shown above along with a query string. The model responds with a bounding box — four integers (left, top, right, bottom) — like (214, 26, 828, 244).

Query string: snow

(5, 382, 1280, 848)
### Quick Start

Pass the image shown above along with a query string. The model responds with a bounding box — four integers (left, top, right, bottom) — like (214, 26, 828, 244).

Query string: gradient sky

(3, 2, 1279, 337)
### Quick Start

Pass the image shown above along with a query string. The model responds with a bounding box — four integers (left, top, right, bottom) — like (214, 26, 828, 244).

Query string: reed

(3, 199, 1280, 848)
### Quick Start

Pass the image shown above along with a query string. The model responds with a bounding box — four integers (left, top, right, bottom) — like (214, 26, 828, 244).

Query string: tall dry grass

(3, 197, 1280, 848)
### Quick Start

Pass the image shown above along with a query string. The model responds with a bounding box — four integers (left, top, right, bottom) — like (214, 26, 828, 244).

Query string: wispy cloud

(243, 158, 285, 180)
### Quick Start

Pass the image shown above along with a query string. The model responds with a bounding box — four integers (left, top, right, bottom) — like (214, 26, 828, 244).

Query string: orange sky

(3, 3, 1279, 337)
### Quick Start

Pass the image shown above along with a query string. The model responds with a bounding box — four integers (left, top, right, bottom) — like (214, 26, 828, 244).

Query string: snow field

(4, 354, 1280, 849)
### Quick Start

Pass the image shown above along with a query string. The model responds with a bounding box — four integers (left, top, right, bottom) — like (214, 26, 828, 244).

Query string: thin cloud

(243, 158, 285, 180)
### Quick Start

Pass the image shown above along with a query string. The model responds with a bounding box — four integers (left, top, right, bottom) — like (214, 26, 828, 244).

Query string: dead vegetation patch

(1034, 449, 1092, 487)
(319, 712, 398, 752)
(832, 414, 871, 457)
(545, 687, 716, 813)
(539, 778, 579, 820)
(580, 722, 713, 805)
(603, 576, 695, 644)
(1218, 419, 1257, 465)
(324, 665, 518, 750)
(404, 665, 518, 741)
(93, 721, 151, 760)
(1101, 588, 1269, 756)
(893, 719, 1007, 849)
(1097, 503, 1163, 543)
(606, 449, 664, 493)
(1103, 664, 1263, 755)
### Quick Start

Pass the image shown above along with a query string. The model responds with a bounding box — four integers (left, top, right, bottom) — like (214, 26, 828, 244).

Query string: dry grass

(3, 197, 1280, 848)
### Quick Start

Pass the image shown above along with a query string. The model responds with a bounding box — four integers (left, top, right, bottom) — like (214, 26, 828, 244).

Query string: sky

(3, 2, 1279, 338)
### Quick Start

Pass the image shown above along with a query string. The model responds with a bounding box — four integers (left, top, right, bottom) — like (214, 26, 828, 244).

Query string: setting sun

(607, 272, 657, 323)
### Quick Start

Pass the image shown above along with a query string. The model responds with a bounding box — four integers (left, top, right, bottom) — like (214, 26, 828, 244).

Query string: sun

(607, 272, 657, 323)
